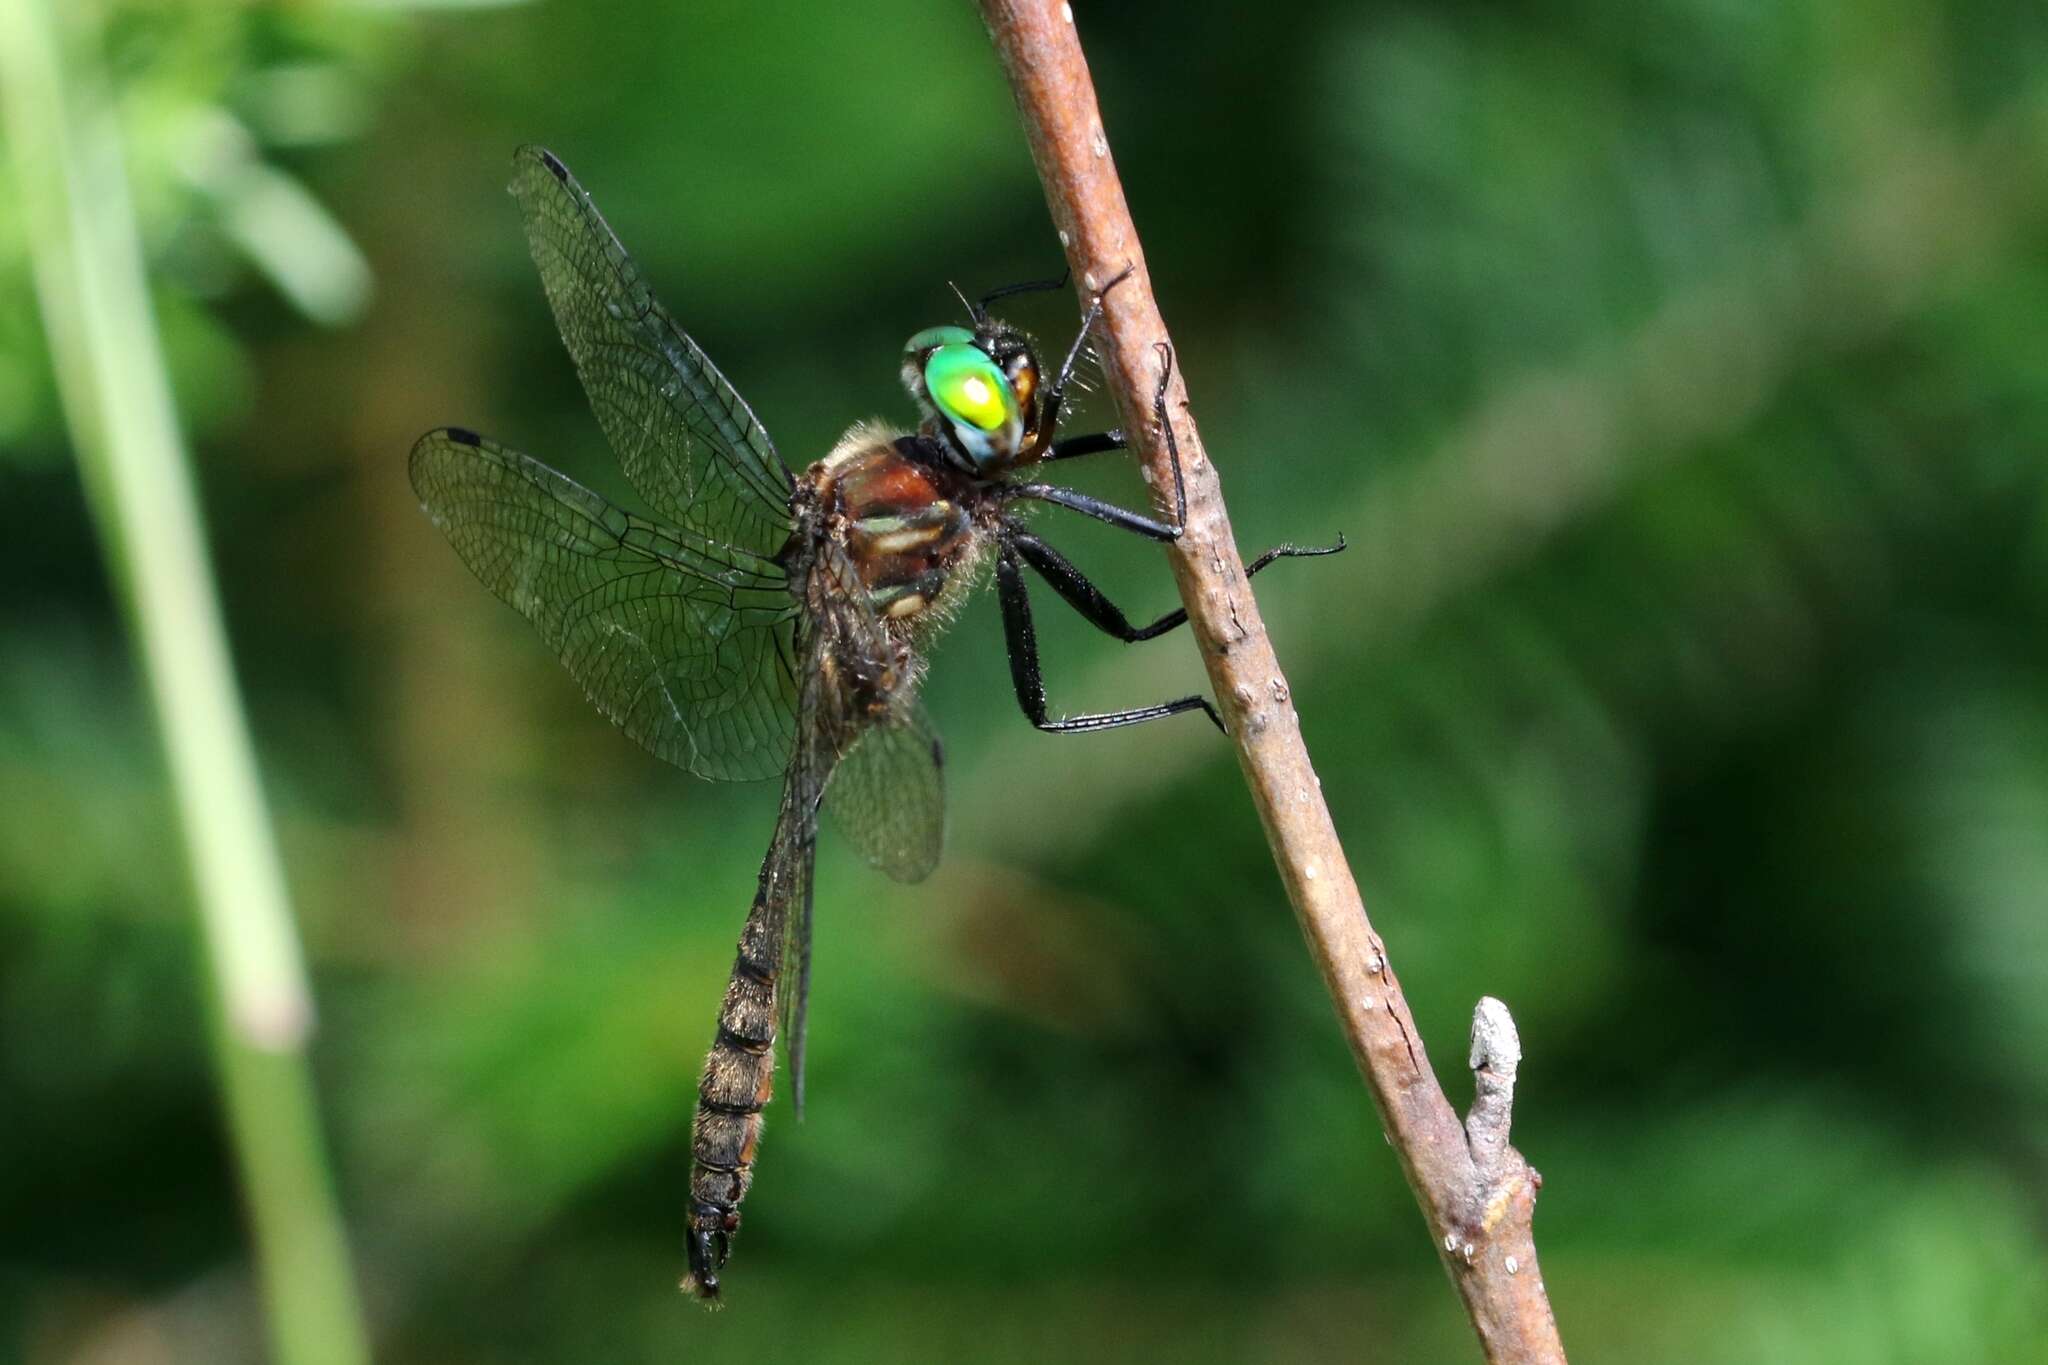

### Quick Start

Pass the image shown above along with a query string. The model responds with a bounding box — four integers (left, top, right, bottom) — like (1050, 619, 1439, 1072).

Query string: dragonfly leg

(996, 538, 1223, 734)
(973, 269, 1070, 317)
(1004, 523, 1345, 644)
(1149, 342, 1189, 528)
(1042, 429, 1127, 463)
(1002, 481, 1183, 542)
(1007, 338, 1192, 537)
(1028, 264, 1136, 457)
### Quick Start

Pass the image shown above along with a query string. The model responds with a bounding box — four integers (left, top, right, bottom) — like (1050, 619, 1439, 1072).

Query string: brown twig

(976, 5, 1566, 1359)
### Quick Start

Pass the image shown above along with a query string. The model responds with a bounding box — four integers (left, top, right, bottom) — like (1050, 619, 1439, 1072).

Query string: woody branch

(974, 5, 1568, 1361)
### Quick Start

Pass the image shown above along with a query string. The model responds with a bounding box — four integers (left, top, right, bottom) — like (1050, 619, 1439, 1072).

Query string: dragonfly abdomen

(685, 895, 782, 1300)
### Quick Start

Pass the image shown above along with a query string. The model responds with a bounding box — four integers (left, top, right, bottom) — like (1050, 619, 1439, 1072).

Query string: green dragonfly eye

(905, 325, 975, 353)
(922, 342, 1017, 434)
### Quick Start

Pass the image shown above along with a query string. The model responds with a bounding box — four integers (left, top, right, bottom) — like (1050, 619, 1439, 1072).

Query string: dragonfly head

(903, 321, 1041, 473)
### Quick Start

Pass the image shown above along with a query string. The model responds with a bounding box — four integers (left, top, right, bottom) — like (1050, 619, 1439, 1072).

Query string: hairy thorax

(805, 421, 984, 628)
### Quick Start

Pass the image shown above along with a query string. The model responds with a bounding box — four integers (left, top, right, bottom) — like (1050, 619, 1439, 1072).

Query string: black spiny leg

(996, 539, 1222, 734)
(978, 270, 1069, 315)
(1044, 430, 1127, 463)
(1003, 482, 1184, 542)
(998, 338, 1344, 736)
(1148, 341, 1190, 529)
(1007, 526, 1346, 645)
(1029, 265, 1135, 457)
(1009, 339, 1195, 540)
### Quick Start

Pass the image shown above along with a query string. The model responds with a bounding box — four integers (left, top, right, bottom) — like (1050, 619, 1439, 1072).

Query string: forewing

(410, 427, 798, 782)
(510, 145, 795, 560)
(825, 706, 945, 884)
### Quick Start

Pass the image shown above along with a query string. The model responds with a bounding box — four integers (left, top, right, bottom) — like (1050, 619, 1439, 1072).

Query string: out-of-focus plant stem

(0, 3, 370, 1362)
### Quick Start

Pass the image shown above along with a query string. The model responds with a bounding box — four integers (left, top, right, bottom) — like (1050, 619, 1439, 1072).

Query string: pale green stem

(0, 2, 370, 1361)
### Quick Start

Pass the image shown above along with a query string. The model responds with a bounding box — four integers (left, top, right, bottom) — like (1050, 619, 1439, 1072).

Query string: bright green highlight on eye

(905, 325, 975, 355)
(923, 343, 1015, 432)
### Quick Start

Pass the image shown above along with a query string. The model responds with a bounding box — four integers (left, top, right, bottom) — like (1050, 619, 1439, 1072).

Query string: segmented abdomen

(682, 844, 790, 1300)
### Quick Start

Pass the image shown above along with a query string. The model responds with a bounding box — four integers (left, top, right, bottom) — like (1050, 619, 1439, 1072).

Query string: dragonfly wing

(825, 704, 945, 885)
(779, 548, 946, 1112)
(777, 622, 831, 1118)
(510, 145, 796, 560)
(778, 801, 821, 1120)
(410, 427, 798, 782)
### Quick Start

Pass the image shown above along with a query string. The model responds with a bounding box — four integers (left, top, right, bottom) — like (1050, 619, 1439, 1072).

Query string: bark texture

(976, 6, 1568, 1360)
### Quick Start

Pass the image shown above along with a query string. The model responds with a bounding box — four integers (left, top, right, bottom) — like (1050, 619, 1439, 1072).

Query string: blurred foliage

(6, 0, 2048, 1362)
(0, 0, 411, 459)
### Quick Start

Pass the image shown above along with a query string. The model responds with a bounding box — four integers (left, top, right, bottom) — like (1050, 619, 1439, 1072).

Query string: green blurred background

(6, 0, 2048, 1361)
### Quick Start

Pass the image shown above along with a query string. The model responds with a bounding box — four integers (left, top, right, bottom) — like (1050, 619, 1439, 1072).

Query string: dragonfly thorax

(808, 421, 981, 629)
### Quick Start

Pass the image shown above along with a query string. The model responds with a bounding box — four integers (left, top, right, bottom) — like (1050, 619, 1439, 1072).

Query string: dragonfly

(409, 145, 1338, 1301)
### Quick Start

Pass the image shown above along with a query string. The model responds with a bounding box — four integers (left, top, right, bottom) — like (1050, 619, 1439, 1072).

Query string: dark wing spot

(538, 148, 570, 182)
(930, 736, 945, 769)
(446, 426, 482, 447)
